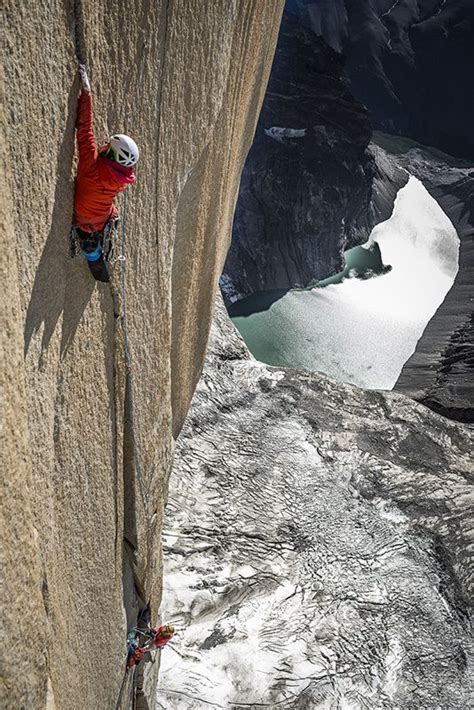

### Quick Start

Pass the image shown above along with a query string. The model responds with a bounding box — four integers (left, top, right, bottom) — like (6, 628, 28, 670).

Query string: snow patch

(383, 635, 404, 700)
(265, 126, 307, 143)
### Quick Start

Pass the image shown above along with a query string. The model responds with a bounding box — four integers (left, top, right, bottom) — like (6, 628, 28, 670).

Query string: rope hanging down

(113, 197, 173, 710)
(73, 0, 155, 531)
(117, 191, 152, 525)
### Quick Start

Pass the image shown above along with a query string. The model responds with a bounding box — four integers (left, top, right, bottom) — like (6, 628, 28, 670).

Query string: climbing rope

(127, 625, 175, 668)
(116, 665, 135, 710)
(115, 191, 153, 526)
(73, 0, 154, 531)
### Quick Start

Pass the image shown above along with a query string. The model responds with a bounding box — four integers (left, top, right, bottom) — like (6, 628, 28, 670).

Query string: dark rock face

(221, 0, 474, 306)
(419, 315, 474, 422)
(292, 0, 474, 420)
(385, 136, 474, 422)
(367, 141, 409, 223)
(347, 0, 474, 160)
(292, 0, 474, 160)
(222, 2, 474, 420)
(160, 299, 473, 707)
(220, 12, 375, 305)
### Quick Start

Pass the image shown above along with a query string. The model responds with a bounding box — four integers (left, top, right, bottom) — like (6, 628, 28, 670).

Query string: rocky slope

(353, 135, 474, 422)
(382, 136, 474, 422)
(1, 1, 284, 707)
(160, 298, 473, 707)
(291, 0, 474, 160)
(309, 0, 474, 421)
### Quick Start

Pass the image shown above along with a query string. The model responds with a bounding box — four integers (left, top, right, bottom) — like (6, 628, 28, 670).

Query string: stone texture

(221, 12, 375, 306)
(0, 69, 48, 710)
(376, 135, 474, 423)
(160, 297, 474, 707)
(1, 1, 284, 707)
(293, 0, 474, 160)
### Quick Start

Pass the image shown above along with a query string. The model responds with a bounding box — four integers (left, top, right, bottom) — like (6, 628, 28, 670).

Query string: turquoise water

(228, 242, 388, 318)
(307, 241, 388, 287)
(231, 242, 389, 366)
(230, 177, 459, 390)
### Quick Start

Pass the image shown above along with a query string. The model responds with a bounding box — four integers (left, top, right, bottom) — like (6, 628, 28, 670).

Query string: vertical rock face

(392, 143, 474, 422)
(1, 80, 47, 709)
(1, 1, 284, 707)
(221, 11, 375, 305)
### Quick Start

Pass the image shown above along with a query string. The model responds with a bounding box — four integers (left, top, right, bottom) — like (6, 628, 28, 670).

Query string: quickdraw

(102, 216, 119, 262)
(69, 226, 82, 258)
(126, 634, 145, 669)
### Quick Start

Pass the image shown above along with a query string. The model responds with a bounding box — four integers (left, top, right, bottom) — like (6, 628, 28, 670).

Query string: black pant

(76, 228, 102, 255)
(76, 228, 110, 283)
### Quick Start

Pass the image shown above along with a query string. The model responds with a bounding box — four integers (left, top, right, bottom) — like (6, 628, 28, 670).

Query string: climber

(125, 624, 175, 670)
(150, 624, 175, 649)
(72, 62, 139, 282)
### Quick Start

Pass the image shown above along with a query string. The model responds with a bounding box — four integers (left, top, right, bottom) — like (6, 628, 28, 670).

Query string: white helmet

(109, 134, 139, 167)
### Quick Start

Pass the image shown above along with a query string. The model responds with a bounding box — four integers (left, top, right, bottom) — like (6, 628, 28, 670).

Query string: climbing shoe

(87, 254, 110, 283)
(75, 227, 110, 282)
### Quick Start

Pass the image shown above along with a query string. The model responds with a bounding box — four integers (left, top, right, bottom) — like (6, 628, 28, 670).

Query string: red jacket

(74, 89, 136, 232)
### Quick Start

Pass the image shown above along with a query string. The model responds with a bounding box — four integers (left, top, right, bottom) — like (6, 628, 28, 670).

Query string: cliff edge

(1, 1, 284, 707)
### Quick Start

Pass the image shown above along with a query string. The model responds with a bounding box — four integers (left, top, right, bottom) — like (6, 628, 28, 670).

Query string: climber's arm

(76, 64, 97, 170)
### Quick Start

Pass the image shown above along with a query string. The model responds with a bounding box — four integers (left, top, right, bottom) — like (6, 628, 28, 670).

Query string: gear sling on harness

(70, 217, 118, 260)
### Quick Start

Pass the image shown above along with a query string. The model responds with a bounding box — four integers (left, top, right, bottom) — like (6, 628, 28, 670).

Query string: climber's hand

(78, 63, 91, 92)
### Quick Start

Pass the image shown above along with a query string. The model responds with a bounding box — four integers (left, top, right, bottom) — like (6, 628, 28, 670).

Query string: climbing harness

(69, 217, 119, 263)
(102, 217, 119, 261)
(126, 633, 145, 669)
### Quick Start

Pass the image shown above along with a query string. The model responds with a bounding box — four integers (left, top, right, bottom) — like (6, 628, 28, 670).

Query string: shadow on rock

(24, 83, 95, 361)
